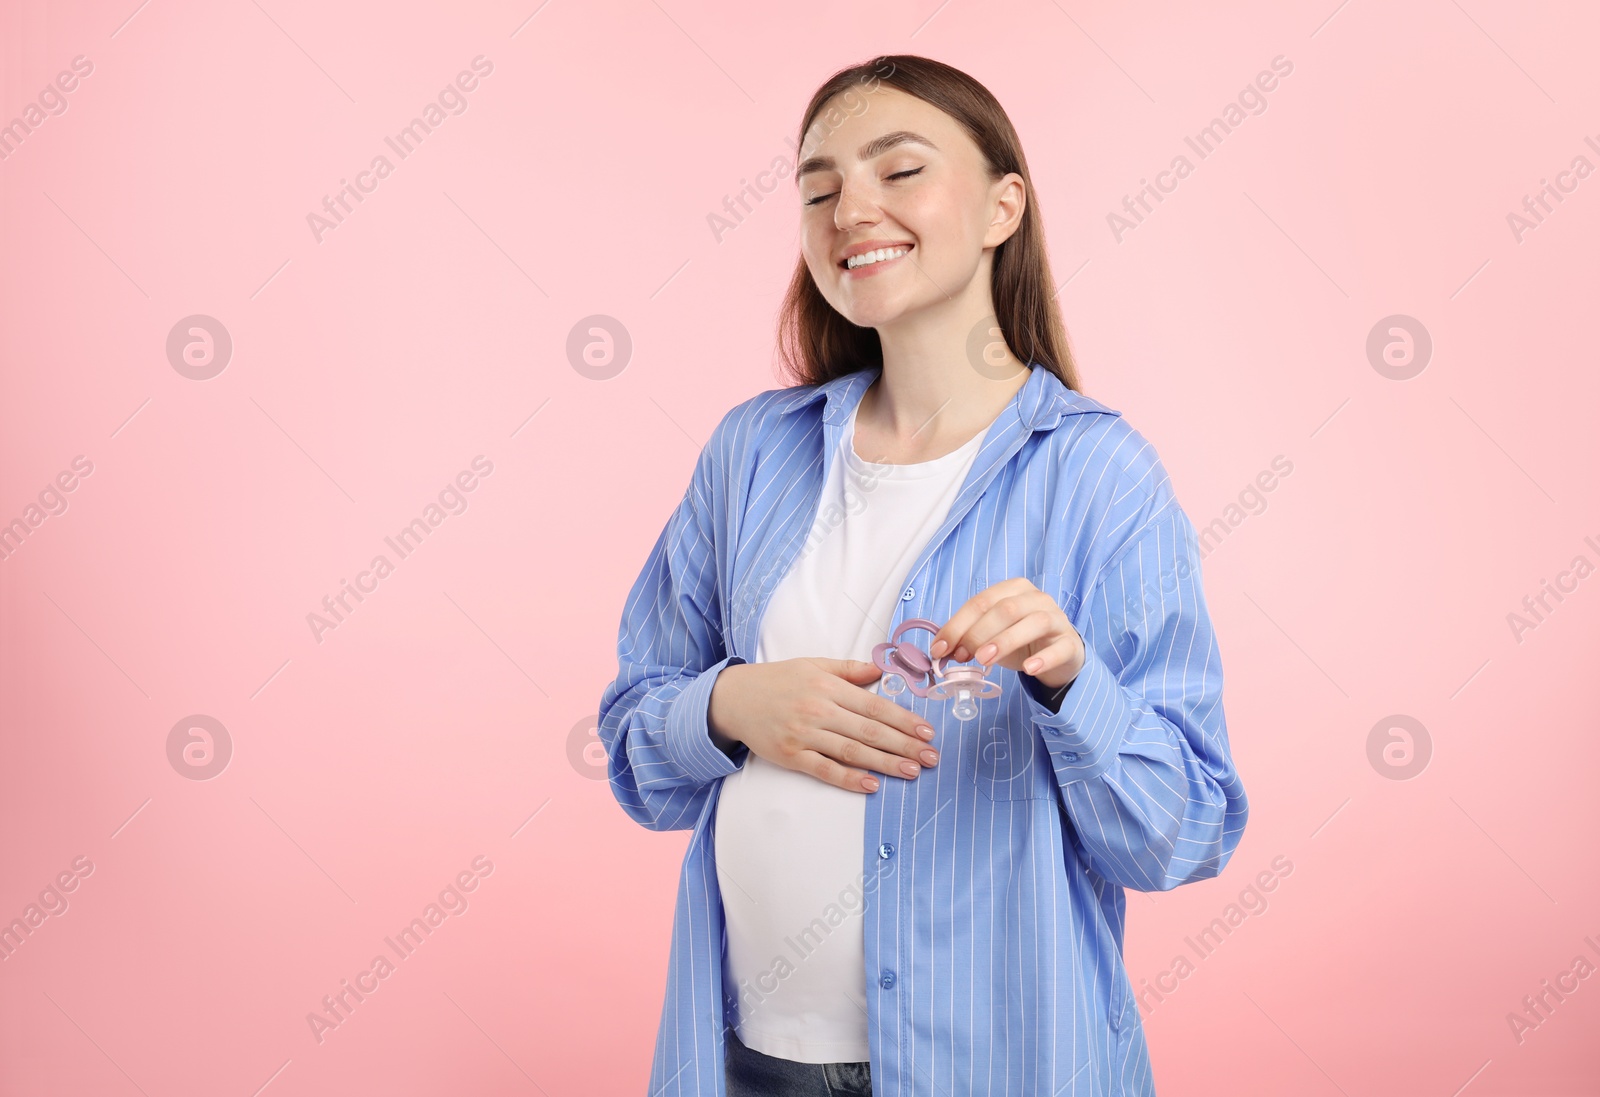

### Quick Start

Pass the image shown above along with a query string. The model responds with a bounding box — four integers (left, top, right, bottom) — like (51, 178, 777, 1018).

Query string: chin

(826, 288, 922, 326)
(835, 306, 902, 331)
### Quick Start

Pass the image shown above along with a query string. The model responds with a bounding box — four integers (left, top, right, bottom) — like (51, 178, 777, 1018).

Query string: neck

(861, 270, 1031, 443)
(863, 347, 1030, 448)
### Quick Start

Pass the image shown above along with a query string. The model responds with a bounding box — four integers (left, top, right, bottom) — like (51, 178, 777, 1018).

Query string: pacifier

(870, 617, 1002, 721)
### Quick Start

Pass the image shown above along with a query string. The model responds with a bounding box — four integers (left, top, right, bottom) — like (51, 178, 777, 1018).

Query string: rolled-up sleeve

(597, 422, 749, 833)
(1026, 502, 1248, 891)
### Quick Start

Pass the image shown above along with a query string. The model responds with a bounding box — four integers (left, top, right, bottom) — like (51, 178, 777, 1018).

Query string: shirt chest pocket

(967, 704, 1053, 801)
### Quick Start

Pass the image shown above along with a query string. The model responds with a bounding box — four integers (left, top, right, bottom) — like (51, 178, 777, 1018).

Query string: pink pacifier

(871, 617, 1002, 721)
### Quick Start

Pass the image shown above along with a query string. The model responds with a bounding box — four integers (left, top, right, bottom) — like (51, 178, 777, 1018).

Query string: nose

(833, 175, 881, 233)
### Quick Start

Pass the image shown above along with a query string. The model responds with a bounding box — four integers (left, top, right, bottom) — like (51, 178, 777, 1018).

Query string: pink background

(2, 0, 1597, 1093)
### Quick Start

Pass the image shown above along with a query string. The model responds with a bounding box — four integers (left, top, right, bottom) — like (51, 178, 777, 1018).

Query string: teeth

(846, 246, 910, 269)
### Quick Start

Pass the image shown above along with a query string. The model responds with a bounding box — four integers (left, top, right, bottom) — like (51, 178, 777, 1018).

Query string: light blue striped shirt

(599, 363, 1249, 1096)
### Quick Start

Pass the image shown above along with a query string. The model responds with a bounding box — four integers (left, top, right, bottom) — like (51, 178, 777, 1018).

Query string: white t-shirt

(713, 400, 986, 1063)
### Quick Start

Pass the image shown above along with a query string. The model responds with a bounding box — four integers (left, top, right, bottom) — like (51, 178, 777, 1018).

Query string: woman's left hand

(928, 579, 1085, 691)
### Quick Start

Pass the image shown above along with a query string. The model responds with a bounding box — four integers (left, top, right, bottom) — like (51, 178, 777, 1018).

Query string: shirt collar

(777, 361, 1113, 432)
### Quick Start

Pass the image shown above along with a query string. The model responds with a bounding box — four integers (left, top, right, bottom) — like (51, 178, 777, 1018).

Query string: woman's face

(795, 85, 1023, 332)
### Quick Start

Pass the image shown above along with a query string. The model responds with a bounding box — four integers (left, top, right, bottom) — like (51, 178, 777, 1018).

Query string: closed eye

(804, 167, 925, 207)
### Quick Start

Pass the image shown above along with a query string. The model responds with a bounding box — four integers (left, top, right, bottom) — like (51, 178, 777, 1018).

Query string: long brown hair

(775, 54, 1081, 393)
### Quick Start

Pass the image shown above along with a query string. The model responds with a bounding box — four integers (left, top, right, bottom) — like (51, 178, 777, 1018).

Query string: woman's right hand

(706, 658, 940, 793)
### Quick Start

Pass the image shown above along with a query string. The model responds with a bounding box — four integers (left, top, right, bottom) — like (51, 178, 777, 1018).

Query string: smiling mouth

(840, 244, 913, 271)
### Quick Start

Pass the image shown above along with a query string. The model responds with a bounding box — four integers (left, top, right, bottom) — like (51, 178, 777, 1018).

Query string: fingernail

(920, 750, 938, 766)
(900, 761, 920, 777)
(930, 639, 948, 656)
(976, 644, 997, 662)
(916, 725, 935, 740)
(863, 776, 880, 791)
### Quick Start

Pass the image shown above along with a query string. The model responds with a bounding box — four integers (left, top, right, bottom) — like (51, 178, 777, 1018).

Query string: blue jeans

(724, 1027, 873, 1096)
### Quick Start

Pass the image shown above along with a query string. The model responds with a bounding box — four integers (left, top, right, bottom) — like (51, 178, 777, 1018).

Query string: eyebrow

(794, 130, 939, 182)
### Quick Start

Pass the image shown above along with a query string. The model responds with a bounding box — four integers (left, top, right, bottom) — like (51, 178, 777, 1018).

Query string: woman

(598, 54, 1248, 1097)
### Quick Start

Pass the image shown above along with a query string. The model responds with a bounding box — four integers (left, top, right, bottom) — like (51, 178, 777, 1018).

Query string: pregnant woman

(598, 54, 1248, 1097)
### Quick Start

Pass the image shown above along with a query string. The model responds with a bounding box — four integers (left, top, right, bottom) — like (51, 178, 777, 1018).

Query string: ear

(983, 172, 1026, 248)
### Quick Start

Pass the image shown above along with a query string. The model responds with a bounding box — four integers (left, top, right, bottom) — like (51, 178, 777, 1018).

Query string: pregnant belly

(720, 754, 870, 908)
(713, 751, 871, 946)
